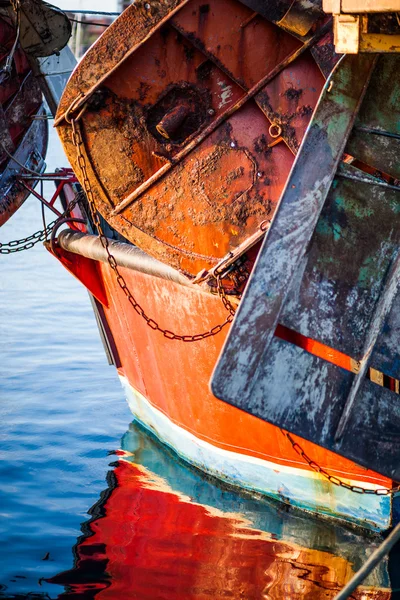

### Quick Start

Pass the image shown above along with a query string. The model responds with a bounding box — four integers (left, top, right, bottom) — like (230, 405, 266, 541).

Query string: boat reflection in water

(48, 422, 396, 599)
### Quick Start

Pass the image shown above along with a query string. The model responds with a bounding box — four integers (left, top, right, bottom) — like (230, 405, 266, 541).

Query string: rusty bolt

(145, 3, 151, 9)
(257, 171, 263, 178)
(156, 103, 190, 140)
(230, 141, 236, 148)
(208, 108, 215, 116)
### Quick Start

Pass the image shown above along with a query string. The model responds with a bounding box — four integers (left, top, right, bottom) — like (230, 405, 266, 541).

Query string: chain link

(1, 196, 79, 254)
(216, 274, 237, 317)
(0, 222, 55, 253)
(69, 116, 235, 341)
(283, 430, 400, 496)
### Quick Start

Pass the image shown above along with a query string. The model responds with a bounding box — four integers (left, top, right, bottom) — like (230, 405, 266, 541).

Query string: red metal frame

(16, 168, 79, 220)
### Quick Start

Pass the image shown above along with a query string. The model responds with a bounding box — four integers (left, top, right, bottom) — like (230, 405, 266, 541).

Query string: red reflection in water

(49, 458, 390, 600)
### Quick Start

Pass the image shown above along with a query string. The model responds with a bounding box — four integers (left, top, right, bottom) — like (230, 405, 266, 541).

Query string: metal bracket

(324, 0, 400, 53)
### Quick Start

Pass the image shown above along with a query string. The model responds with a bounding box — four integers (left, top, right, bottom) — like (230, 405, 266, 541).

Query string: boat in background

(0, 0, 71, 226)
(0, 11, 47, 226)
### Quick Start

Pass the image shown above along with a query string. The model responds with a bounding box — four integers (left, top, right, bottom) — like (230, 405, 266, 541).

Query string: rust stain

(56, 0, 331, 276)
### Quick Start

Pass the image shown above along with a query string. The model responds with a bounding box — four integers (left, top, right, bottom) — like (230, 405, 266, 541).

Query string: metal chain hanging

(0, 196, 79, 254)
(67, 113, 236, 342)
(0, 221, 56, 253)
(283, 430, 400, 495)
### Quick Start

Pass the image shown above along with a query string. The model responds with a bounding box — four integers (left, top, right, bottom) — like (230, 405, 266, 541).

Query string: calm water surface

(1, 128, 400, 599)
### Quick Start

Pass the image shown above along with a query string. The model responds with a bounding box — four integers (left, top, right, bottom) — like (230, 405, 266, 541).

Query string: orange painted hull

(51, 0, 398, 531)
(52, 237, 396, 531)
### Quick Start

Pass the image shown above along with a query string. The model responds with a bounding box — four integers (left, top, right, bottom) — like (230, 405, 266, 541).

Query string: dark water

(1, 128, 400, 599)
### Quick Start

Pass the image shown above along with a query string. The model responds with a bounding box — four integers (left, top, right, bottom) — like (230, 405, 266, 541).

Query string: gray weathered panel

(211, 53, 400, 478)
(336, 379, 400, 481)
(281, 164, 400, 360)
(212, 53, 376, 405)
(240, 337, 353, 443)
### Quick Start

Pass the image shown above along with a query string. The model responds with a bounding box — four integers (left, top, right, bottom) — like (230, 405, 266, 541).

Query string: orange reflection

(48, 451, 391, 600)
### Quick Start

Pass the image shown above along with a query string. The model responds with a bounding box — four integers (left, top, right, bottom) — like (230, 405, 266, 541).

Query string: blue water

(1, 127, 400, 599)
(1, 127, 130, 597)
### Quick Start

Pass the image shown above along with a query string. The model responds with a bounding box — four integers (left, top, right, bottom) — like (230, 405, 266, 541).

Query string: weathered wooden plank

(212, 53, 377, 404)
(335, 245, 400, 440)
(371, 304, 400, 380)
(230, 337, 354, 445)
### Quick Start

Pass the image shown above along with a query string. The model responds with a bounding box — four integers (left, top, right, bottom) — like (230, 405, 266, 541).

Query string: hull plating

(120, 373, 392, 532)
(52, 247, 396, 531)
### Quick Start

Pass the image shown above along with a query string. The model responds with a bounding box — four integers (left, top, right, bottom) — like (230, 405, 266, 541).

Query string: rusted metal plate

(170, 0, 302, 90)
(171, 0, 326, 152)
(55, 0, 189, 122)
(254, 51, 325, 153)
(0, 105, 47, 226)
(56, 0, 329, 276)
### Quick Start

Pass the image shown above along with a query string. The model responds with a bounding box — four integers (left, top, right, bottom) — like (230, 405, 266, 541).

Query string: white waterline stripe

(118, 374, 387, 491)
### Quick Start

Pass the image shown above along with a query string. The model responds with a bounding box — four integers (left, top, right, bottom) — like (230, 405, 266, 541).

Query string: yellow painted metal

(334, 14, 360, 53)
(359, 33, 400, 52)
(324, 0, 400, 53)
(324, 0, 400, 13)
(334, 24, 400, 53)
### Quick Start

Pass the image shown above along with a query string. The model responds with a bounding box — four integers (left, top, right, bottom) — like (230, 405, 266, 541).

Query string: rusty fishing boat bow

(47, 0, 400, 530)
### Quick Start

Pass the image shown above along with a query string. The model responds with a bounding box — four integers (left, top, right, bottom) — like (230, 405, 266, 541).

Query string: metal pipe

(57, 230, 197, 290)
(66, 10, 120, 15)
(17, 174, 76, 180)
(51, 218, 86, 255)
(334, 522, 400, 600)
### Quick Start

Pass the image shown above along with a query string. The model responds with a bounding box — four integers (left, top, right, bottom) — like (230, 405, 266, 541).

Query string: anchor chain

(1, 197, 79, 254)
(68, 113, 235, 342)
(0, 222, 55, 253)
(283, 430, 400, 495)
(216, 275, 237, 317)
